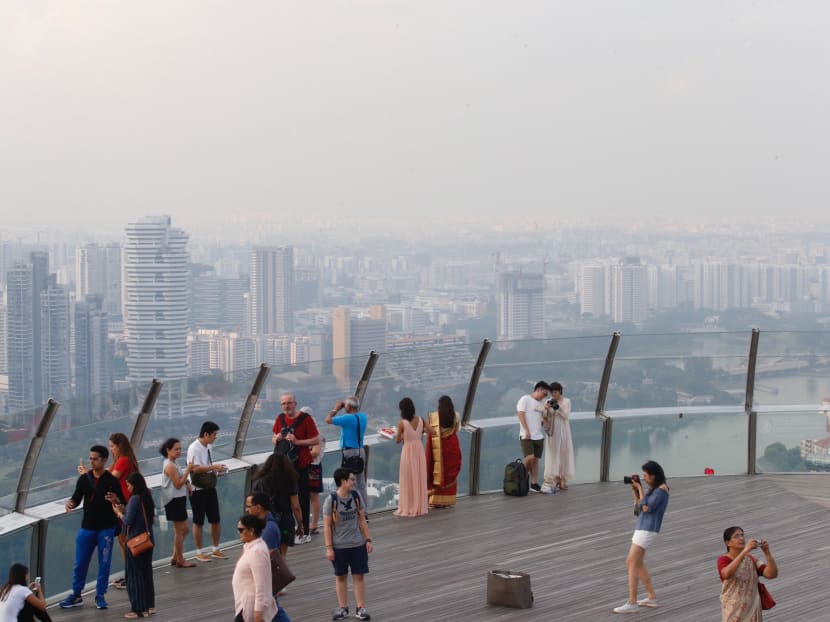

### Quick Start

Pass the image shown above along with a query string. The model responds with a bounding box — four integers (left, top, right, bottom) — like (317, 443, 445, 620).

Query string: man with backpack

(516, 381, 550, 493)
(323, 467, 373, 621)
(272, 392, 320, 544)
(326, 396, 369, 510)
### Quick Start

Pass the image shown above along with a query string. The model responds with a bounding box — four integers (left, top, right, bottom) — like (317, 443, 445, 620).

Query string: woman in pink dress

(394, 397, 429, 517)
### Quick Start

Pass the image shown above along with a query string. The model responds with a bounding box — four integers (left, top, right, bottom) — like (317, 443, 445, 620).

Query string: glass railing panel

(0, 525, 34, 583)
(756, 408, 830, 473)
(476, 336, 611, 421)
(28, 412, 138, 509)
(137, 368, 261, 472)
(607, 332, 750, 410)
(0, 403, 41, 512)
(753, 331, 830, 408)
(475, 415, 603, 491)
(607, 409, 747, 480)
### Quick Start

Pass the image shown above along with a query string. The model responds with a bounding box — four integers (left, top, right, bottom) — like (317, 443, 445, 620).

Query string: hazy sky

(2, 1, 829, 231)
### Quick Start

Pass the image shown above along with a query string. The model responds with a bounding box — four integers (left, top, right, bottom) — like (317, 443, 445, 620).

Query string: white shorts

(631, 530, 658, 550)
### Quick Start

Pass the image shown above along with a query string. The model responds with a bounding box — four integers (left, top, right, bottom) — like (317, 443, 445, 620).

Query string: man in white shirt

(516, 381, 550, 493)
(187, 420, 228, 562)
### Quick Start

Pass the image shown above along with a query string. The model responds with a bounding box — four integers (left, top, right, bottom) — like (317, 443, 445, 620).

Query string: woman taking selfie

(718, 527, 778, 621)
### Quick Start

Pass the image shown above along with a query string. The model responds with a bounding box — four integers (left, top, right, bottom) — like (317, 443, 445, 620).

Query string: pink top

(232, 538, 277, 622)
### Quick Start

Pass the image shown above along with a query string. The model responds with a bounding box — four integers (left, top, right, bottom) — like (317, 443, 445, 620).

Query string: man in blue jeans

(59, 444, 125, 610)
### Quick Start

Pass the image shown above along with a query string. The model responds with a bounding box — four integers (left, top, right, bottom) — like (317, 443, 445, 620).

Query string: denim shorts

(332, 544, 369, 576)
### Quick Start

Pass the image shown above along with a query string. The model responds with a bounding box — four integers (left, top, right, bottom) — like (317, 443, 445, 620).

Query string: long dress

(543, 397, 575, 485)
(718, 554, 765, 622)
(394, 418, 429, 517)
(425, 412, 462, 507)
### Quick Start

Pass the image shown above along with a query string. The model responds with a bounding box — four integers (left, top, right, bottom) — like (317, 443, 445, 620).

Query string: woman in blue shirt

(613, 460, 670, 614)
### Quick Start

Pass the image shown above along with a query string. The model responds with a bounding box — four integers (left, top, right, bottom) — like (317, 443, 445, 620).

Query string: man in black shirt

(59, 444, 125, 610)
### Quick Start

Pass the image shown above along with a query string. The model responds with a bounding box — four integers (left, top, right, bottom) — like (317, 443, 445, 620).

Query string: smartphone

(34, 577, 41, 584)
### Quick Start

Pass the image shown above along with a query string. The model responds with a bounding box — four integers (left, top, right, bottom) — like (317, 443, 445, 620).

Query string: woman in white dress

(543, 381, 575, 491)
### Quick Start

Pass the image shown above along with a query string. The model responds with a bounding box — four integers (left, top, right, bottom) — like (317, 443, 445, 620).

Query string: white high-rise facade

(580, 264, 606, 317)
(122, 216, 189, 382)
(497, 272, 545, 340)
(249, 246, 294, 336)
(76, 242, 122, 319)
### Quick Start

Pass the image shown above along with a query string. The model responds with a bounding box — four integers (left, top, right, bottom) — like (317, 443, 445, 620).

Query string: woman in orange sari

(425, 395, 462, 508)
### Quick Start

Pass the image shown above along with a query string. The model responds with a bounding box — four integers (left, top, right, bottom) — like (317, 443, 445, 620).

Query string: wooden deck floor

(50, 474, 829, 621)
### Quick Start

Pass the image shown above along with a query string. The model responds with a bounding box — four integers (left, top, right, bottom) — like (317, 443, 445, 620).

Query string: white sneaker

(540, 484, 555, 494)
(295, 534, 311, 545)
(637, 598, 658, 608)
(613, 602, 640, 614)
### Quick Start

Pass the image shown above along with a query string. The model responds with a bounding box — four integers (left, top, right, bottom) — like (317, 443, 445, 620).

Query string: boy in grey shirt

(323, 467, 373, 621)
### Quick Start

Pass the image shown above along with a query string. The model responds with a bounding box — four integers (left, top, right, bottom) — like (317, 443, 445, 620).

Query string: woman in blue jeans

(613, 460, 670, 614)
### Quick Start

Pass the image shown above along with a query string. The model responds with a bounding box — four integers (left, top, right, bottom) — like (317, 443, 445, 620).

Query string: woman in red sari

(425, 395, 462, 508)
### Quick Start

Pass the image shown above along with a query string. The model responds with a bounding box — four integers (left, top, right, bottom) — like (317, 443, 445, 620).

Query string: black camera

(547, 398, 559, 410)
(623, 474, 640, 485)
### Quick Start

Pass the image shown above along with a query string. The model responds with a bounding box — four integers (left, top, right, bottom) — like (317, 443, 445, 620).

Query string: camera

(547, 398, 559, 410)
(623, 474, 640, 485)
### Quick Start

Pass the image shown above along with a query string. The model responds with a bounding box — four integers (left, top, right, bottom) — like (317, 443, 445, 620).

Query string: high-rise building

(249, 246, 294, 336)
(40, 276, 71, 402)
(331, 306, 386, 386)
(122, 216, 189, 382)
(75, 295, 113, 402)
(611, 258, 648, 325)
(580, 264, 606, 317)
(5, 264, 34, 412)
(0, 303, 6, 375)
(497, 272, 545, 340)
(76, 242, 122, 319)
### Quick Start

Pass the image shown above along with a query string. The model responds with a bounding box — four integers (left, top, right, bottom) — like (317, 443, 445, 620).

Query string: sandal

(310, 527, 319, 535)
(124, 613, 147, 619)
(177, 561, 196, 568)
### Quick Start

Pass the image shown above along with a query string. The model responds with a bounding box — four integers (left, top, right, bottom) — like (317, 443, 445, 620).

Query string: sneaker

(613, 602, 640, 614)
(195, 553, 212, 562)
(637, 598, 658, 608)
(210, 549, 228, 559)
(540, 484, 556, 494)
(332, 607, 349, 620)
(59, 594, 83, 609)
(355, 606, 371, 620)
(295, 534, 312, 545)
(529, 483, 542, 493)
(95, 595, 109, 610)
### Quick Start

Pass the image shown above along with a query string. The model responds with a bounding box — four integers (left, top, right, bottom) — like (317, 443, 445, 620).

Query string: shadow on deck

(50, 474, 829, 621)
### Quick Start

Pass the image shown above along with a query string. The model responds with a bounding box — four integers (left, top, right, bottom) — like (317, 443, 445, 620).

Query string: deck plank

(49, 474, 829, 621)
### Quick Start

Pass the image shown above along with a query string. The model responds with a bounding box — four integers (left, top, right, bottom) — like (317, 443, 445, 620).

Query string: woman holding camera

(613, 460, 670, 614)
(718, 527, 778, 621)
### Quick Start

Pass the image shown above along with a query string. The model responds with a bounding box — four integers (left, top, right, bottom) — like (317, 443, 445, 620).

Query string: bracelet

(326, 545, 333, 548)
(366, 538, 372, 543)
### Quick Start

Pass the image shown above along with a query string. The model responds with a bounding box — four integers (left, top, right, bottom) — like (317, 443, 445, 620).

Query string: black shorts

(165, 496, 188, 522)
(332, 544, 369, 576)
(190, 488, 220, 525)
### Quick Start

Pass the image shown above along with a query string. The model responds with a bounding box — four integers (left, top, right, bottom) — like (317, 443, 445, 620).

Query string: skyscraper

(122, 216, 189, 382)
(497, 272, 545, 340)
(75, 242, 122, 318)
(580, 264, 606, 317)
(5, 264, 34, 412)
(40, 276, 71, 402)
(331, 306, 386, 386)
(249, 246, 294, 336)
(75, 295, 112, 402)
(611, 258, 648, 325)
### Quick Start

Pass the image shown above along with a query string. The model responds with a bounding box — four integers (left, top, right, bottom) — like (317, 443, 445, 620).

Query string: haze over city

(2, 1, 829, 232)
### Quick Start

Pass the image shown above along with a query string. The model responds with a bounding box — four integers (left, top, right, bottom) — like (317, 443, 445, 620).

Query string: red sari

(425, 412, 462, 507)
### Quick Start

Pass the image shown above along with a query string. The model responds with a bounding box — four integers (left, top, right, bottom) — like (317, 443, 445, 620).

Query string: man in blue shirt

(246, 493, 291, 622)
(326, 396, 369, 509)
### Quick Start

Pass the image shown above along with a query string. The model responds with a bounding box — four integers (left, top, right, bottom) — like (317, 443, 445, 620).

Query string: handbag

(758, 582, 776, 610)
(190, 470, 217, 489)
(341, 414, 365, 474)
(270, 547, 296, 593)
(126, 501, 154, 556)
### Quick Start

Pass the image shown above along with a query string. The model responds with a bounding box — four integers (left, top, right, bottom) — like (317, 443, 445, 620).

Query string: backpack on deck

(503, 459, 529, 497)
(273, 412, 308, 464)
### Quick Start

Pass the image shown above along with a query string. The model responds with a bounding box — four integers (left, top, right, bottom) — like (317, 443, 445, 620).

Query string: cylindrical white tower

(122, 216, 189, 382)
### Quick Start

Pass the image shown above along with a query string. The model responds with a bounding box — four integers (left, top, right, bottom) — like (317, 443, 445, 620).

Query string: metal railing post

(15, 399, 60, 513)
(597, 332, 621, 482)
(467, 425, 483, 496)
(461, 339, 491, 496)
(746, 328, 761, 475)
(233, 364, 271, 459)
(354, 351, 380, 405)
(129, 379, 163, 452)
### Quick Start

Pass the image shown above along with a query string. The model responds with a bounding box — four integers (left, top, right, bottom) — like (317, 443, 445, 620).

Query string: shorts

(308, 463, 323, 493)
(190, 488, 220, 526)
(332, 544, 369, 577)
(165, 496, 188, 522)
(520, 439, 544, 459)
(631, 530, 658, 550)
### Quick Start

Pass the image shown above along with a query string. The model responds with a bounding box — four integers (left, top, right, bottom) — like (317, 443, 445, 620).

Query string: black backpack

(503, 459, 529, 496)
(273, 412, 307, 464)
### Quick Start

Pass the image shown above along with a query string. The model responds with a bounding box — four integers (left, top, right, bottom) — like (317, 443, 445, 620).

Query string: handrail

(129, 379, 163, 451)
(461, 339, 491, 426)
(597, 332, 621, 483)
(746, 328, 761, 475)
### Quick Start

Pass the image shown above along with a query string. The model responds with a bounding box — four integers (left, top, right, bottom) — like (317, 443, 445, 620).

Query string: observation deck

(1, 329, 830, 619)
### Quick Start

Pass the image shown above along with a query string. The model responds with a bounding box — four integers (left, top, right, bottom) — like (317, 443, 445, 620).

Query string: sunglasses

(237, 527, 247, 533)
